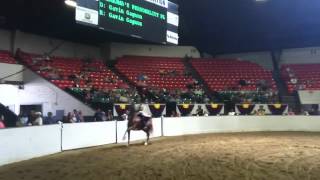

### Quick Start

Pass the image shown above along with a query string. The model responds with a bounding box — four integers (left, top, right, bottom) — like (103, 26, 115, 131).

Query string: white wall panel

(62, 122, 116, 150)
(0, 125, 61, 166)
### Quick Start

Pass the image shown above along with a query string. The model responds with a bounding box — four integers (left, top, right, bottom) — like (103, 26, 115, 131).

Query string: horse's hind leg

(144, 130, 150, 146)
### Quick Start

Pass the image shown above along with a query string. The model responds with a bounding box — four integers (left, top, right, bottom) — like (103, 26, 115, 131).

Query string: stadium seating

(115, 56, 193, 90)
(19, 51, 127, 90)
(191, 59, 277, 92)
(0, 51, 16, 64)
(281, 64, 320, 93)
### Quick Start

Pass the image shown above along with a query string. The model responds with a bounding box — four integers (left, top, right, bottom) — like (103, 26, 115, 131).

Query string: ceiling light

(65, 0, 77, 7)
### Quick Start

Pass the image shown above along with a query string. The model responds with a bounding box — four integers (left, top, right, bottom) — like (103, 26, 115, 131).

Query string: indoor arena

(1, 0, 320, 180)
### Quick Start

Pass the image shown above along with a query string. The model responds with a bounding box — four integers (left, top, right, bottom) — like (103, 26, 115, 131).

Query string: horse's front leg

(127, 130, 131, 146)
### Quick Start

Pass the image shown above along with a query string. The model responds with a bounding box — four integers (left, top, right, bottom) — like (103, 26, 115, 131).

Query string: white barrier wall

(281, 47, 320, 65)
(0, 63, 23, 82)
(108, 42, 200, 59)
(298, 90, 320, 104)
(2, 116, 320, 167)
(216, 51, 273, 70)
(0, 29, 11, 51)
(117, 118, 162, 143)
(14, 30, 102, 59)
(163, 116, 320, 136)
(62, 122, 116, 150)
(0, 125, 61, 166)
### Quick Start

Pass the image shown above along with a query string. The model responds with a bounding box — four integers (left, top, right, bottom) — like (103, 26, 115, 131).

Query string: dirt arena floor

(1, 132, 320, 180)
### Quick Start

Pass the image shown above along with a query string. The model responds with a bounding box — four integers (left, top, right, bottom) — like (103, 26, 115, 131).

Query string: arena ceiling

(1, 0, 320, 54)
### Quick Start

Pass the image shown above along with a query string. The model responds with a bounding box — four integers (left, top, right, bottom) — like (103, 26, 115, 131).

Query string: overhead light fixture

(65, 0, 77, 7)
(255, 0, 268, 2)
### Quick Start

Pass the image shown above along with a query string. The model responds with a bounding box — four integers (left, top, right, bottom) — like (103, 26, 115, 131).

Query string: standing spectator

(78, 110, 85, 122)
(66, 112, 77, 123)
(33, 112, 43, 126)
(0, 115, 5, 129)
(73, 109, 80, 122)
(44, 112, 56, 125)
(17, 112, 29, 127)
(106, 110, 113, 121)
(94, 108, 103, 121)
(28, 110, 36, 125)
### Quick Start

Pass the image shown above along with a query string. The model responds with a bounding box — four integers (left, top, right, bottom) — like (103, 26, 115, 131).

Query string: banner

(114, 104, 131, 117)
(236, 104, 255, 115)
(177, 104, 194, 116)
(148, 104, 166, 117)
(267, 104, 288, 115)
(206, 104, 224, 115)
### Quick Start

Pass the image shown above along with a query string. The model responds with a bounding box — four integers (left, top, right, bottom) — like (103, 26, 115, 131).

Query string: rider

(136, 105, 151, 129)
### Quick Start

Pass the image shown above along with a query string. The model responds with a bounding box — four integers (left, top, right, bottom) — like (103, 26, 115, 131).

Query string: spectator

(0, 115, 5, 129)
(78, 110, 85, 122)
(102, 111, 107, 121)
(44, 112, 56, 124)
(228, 109, 236, 116)
(17, 112, 28, 127)
(106, 110, 113, 121)
(94, 108, 104, 121)
(121, 110, 129, 121)
(73, 109, 80, 122)
(170, 110, 180, 117)
(69, 112, 77, 123)
(33, 112, 43, 126)
(28, 110, 36, 125)
(288, 108, 295, 116)
(196, 105, 204, 116)
(257, 105, 266, 116)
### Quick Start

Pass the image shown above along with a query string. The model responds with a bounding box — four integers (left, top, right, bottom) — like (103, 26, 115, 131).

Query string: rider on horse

(136, 105, 152, 130)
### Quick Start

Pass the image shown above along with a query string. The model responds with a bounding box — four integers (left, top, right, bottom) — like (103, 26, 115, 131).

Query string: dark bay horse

(122, 108, 153, 146)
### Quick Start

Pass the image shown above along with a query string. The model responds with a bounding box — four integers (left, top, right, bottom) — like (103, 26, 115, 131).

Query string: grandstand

(0, 0, 320, 180)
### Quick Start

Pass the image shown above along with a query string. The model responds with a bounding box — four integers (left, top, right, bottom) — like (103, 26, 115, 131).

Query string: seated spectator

(39, 65, 53, 72)
(0, 115, 5, 129)
(33, 112, 43, 126)
(47, 70, 60, 80)
(290, 78, 298, 84)
(196, 105, 204, 116)
(159, 69, 167, 77)
(137, 74, 147, 81)
(257, 105, 266, 116)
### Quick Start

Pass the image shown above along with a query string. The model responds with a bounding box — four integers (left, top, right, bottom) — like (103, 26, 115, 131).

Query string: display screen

(76, 0, 179, 44)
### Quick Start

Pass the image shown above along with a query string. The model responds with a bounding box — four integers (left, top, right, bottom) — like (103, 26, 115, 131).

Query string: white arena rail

(62, 121, 117, 151)
(163, 116, 320, 136)
(1, 116, 320, 166)
(0, 125, 61, 166)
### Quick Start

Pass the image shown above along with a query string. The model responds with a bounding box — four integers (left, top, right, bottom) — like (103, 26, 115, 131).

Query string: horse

(122, 108, 153, 146)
